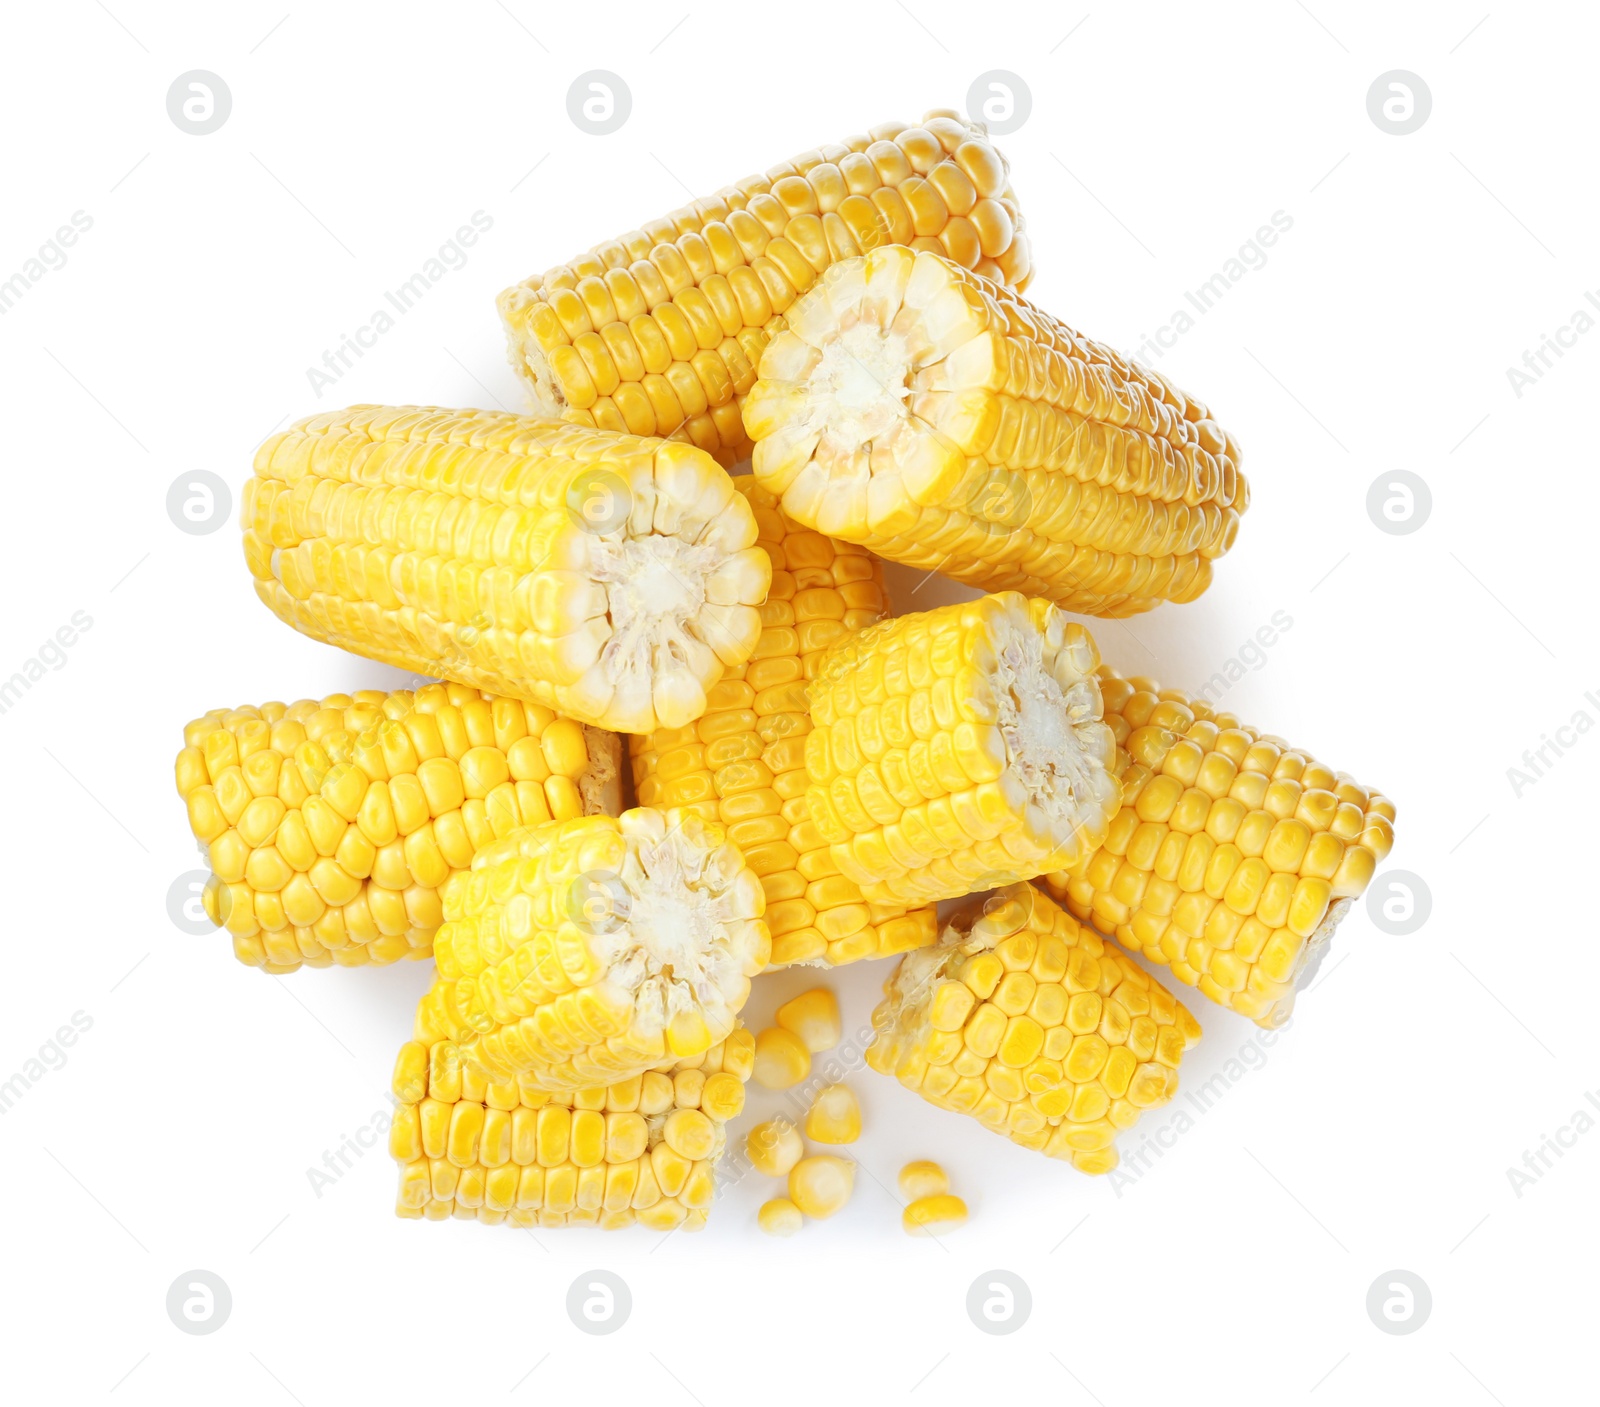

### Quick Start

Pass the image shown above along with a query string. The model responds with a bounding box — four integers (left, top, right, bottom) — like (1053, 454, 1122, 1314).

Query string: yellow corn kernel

(753, 1027, 811, 1089)
(498, 112, 1030, 464)
(805, 593, 1121, 905)
(415, 809, 769, 1089)
(804, 1084, 862, 1145)
(245, 406, 771, 734)
(788, 1155, 855, 1219)
(898, 1160, 950, 1200)
(759, 1197, 804, 1237)
(629, 478, 937, 969)
(903, 1195, 968, 1236)
(1040, 668, 1395, 1027)
(745, 244, 1244, 618)
(775, 987, 842, 1052)
(867, 883, 1199, 1175)
(174, 686, 624, 971)
(391, 1025, 748, 1231)
(746, 1118, 804, 1178)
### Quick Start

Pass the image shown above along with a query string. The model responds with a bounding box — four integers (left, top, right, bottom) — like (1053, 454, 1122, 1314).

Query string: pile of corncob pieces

(175, 110, 1395, 1234)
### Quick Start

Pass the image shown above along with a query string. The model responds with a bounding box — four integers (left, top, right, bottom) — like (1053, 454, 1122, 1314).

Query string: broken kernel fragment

(866, 883, 1199, 1175)
(752, 1027, 811, 1089)
(629, 478, 938, 969)
(744, 244, 1244, 618)
(173, 683, 622, 972)
(776, 987, 842, 1052)
(243, 406, 770, 735)
(1040, 668, 1395, 1027)
(788, 1156, 855, 1219)
(804, 592, 1121, 906)
(898, 1160, 949, 1200)
(758, 1198, 804, 1237)
(497, 111, 1031, 465)
(746, 1119, 804, 1178)
(903, 1195, 967, 1236)
(415, 808, 768, 1090)
(388, 1025, 751, 1230)
(804, 1084, 862, 1144)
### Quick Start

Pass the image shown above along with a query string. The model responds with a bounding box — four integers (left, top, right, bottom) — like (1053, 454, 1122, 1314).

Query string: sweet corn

(630, 477, 937, 967)
(759, 1198, 803, 1237)
(244, 406, 771, 734)
(903, 1195, 968, 1236)
(775, 987, 841, 1053)
(804, 1084, 862, 1144)
(173, 683, 622, 972)
(788, 1155, 855, 1219)
(898, 1160, 949, 1200)
(744, 246, 1246, 617)
(752, 1027, 811, 1089)
(498, 111, 1031, 463)
(1040, 669, 1396, 1026)
(867, 882, 1200, 1174)
(416, 809, 769, 1089)
(389, 1025, 752, 1230)
(805, 592, 1120, 905)
(745, 1118, 804, 1178)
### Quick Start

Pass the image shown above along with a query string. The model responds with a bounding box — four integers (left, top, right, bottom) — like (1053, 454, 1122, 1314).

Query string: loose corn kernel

(629, 478, 938, 968)
(804, 1083, 862, 1144)
(173, 686, 623, 971)
(898, 1160, 949, 1200)
(788, 1156, 855, 1219)
(903, 1195, 968, 1236)
(389, 1025, 748, 1231)
(753, 1027, 812, 1089)
(745, 245, 1244, 618)
(1040, 668, 1395, 1027)
(804, 592, 1121, 905)
(415, 809, 769, 1088)
(867, 883, 1199, 1174)
(499, 112, 1031, 464)
(245, 406, 771, 734)
(776, 987, 842, 1052)
(759, 1197, 804, 1237)
(746, 1118, 805, 1178)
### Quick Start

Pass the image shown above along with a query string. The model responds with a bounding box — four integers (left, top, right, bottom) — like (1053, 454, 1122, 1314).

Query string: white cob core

(804, 322, 913, 454)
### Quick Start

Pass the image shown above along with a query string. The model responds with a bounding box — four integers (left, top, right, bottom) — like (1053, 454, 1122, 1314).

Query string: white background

(1, 1, 1593, 1402)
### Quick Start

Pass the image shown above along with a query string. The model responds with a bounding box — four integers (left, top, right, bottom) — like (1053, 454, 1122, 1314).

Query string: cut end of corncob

(244, 406, 772, 734)
(743, 246, 1245, 616)
(1040, 668, 1395, 1027)
(867, 883, 1200, 1174)
(805, 592, 1121, 905)
(172, 684, 622, 972)
(496, 111, 1032, 462)
(420, 808, 770, 1089)
(389, 1025, 753, 1230)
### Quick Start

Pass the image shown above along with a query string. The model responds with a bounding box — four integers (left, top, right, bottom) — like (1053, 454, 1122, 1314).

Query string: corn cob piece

(416, 808, 769, 1089)
(498, 111, 1031, 464)
(867, 883, 1200, 1174)
(244, 406, 771, 734)
(805, 592, 1120, 906)
(389, 1024, 753, 1230)
(629, 477, 937, 967)
(173, 683, 622, 973)
(1040, 670, 1395, 1027)
(743, 246, 1246, 617)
